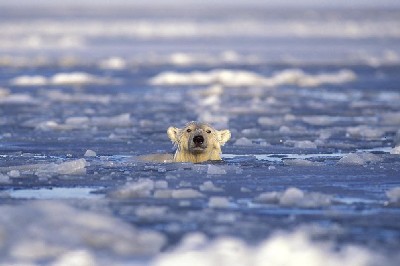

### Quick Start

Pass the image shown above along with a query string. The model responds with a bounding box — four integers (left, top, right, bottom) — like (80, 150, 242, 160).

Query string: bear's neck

(174, 149, 221, 163)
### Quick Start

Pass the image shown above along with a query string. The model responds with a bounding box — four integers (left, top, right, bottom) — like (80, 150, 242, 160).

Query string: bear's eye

(186, 128, 192, 133)
(206, 129, 211, 134)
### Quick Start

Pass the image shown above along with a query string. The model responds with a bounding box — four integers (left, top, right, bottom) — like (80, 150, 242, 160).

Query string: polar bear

(167, 121, 231, 163)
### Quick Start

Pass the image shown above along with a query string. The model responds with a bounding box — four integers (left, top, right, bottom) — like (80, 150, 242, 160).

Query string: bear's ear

(167, 127, 180, 144)
(217, 129, 231, 146)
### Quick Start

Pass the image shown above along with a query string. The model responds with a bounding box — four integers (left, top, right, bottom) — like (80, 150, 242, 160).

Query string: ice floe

(337, 153, 383, 165)
(84, 149, 97, 157)
(208, 196, 231, 208)
(32, 113, 132, 131)
(109, 179, 155, 199)
(390, 146, 400, 155)
(10, 72, 118, 86)
(149, 69, 356, 88)
(255, 187, 332, 208)
(35, 159, 88, 177)
(386, 187, 400, 204)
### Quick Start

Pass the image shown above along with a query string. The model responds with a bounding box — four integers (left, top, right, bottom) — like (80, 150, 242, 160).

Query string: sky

(1, 0, 400, 8)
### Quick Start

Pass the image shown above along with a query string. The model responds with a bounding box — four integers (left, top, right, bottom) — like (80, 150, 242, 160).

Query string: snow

(149, 69, 356, 88)
(337, 153, 382, 165)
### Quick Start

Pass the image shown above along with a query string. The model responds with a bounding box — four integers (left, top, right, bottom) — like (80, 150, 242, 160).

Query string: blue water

(0, 3, 400, 265)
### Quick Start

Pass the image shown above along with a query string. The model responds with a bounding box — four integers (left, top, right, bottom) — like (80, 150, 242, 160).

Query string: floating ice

(110, 179, 155, 199)
(302, 116, 341, 126)
(381, 112, 400, 126)
(293, 140, 317, 149)
(7, 170, 20, 178)
(149, 69, 356, 88)
(152, 229, 381, 266)
(208, 196, 230, 208)
(207, 165, 227, 175)
(10, 75, 47, 86)
(10, 72, 117, 86)
(34, 113, 132, 131)
(99, 57, 127, 70)
(0, 201, 166, 264)
(390, 146, 400, 155)
(51, 72, 115, 85)
(46, 91, 112, 104)
(0, 93, 38, 105)
(234, 137, 253, 146)
(256, 187, 332, 208)
(199, 181, 223, 192)
(337, 153, 382, 165)
(386, 187, 400, 204)
(90, 113, 131, 127)
(171, 189, 204, 199)
(35, 159, 88, 177)
(346, 126, 385, 139)
(84, 150, 97, 157)
(0, 173, 11, 183)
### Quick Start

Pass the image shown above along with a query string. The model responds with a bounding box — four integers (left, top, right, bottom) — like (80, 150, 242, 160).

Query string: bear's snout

(193, 135, 204, 145)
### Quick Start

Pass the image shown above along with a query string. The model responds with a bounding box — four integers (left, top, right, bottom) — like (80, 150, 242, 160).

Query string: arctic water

(0, 3, 400, 266)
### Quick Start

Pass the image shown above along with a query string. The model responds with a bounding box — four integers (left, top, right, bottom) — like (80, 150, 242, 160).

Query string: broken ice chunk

(208, 197, 230, 208)
(293, 140, 317, 149)
(84, 150, 97, 157)
(386, 187, 400, 204)
(109, 179, 155, 198)
(337, 153, 382, 165)
(390, 146, 400, 155)
(255, 187, 332, 208)
(171, 189, 204, 199)
(234, 137, 253, 146)
(199, 181, 223, 192)
(7, 170, 21, 178)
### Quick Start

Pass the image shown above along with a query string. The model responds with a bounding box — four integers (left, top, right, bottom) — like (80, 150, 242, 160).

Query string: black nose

(193, 135, 204, 144)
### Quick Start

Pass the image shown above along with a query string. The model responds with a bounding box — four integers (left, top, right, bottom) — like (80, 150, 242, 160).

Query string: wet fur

(167, 121, 231, 163)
